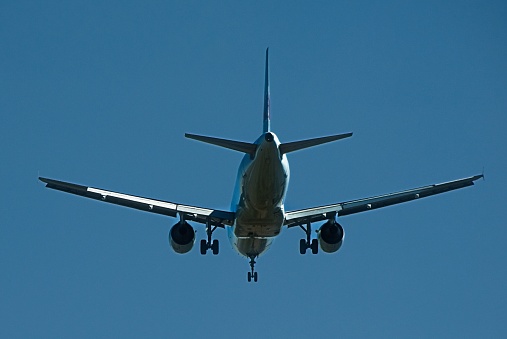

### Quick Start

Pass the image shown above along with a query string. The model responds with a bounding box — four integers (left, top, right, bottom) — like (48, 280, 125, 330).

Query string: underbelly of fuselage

(229, 206, 283, 258)
(234, 205, 284, 237)
(227, 231, 274, 258)
(229, 132, 289, 258)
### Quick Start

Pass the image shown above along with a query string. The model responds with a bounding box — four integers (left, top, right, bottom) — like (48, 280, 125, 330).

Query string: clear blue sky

(1, 1, 506, 337)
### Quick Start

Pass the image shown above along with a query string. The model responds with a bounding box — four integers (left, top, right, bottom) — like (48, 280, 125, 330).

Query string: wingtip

(472, 174, 484, 182)
(184, 133, 198, 139)
(38, 176, 53, 188)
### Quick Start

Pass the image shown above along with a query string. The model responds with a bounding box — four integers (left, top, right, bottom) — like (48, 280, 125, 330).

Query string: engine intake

(168, 221, 195, 254)
(318, 220, 345, 253)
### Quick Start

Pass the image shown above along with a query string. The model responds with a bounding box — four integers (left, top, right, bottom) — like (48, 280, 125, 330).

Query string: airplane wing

(284, 174, 483, 228)
(39, 177, 235, 227)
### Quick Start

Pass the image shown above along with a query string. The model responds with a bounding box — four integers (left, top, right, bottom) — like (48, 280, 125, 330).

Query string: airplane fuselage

(228, 132, 290, 258)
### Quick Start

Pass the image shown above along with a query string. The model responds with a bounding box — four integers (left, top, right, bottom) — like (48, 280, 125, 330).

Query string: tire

(311, 239, 319, 254)
(253, 272, 258, 282)
(300, 239, 307, 254)
(212, 239, 219, 255)
(248, 272, 252, 282)
(200, 239, 207, 255)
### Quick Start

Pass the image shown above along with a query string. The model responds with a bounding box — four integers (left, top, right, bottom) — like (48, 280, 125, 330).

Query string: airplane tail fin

(186, 49, 352, 156)
(263, 48, 270, 133)
(279, 132, 353, 154)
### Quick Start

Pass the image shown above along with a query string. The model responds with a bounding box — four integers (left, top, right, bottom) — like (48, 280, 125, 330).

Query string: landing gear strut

(299, 221, 318, 254)
(247, 256, 258, 283)
(200, 217, 219, 255)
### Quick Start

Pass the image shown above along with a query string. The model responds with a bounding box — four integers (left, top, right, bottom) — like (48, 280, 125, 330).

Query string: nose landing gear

(247, 256, 258, 282)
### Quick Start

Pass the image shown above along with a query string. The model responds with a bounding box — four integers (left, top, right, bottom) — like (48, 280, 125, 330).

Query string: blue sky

(1, 0, 506, 337)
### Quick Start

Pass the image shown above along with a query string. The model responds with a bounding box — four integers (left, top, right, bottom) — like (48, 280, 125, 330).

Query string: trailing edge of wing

(185, 133, 257, 155)
(284, 174, 483, 227)
(39, 177, 235, 227)
(279, 132, 353, 154)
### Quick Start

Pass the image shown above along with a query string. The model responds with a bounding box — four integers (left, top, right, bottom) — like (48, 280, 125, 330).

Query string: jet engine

(318, 220, 345, 253)
(168, 221, 195, 254)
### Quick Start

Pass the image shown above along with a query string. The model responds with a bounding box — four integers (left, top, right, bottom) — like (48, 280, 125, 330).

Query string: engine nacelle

(318, 220, 345, 253)
(168, 221, 195, 254)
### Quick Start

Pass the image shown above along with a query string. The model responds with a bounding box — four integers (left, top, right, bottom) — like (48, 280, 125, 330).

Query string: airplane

(39, 48, 483, 283)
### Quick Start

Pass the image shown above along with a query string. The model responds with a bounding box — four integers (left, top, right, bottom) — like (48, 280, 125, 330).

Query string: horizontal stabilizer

(185, 133, 257, 155)
(279, 132, 353, 154)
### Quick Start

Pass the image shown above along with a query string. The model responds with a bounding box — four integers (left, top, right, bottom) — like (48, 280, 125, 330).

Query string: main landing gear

(299, 222, 318, 254)
(247, 255, 258, 283)
(200, 218, 219, 255)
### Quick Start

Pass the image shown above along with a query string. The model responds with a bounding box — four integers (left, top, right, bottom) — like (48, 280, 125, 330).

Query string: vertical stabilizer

(263, 48, 270, 133)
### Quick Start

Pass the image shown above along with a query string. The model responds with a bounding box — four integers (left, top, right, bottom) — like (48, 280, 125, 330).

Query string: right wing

(284, 174, 483, 227)
(39, 177, 235, 227)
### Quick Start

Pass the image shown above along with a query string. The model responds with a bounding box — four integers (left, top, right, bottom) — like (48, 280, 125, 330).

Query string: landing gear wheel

(300, 239, 307, 254)
(211, 239, 219, 255)
(253, 272, 258, 282)
(248, 272, 252, 282)
(200, 239, 207, 255)
(311, 239, 319, 254)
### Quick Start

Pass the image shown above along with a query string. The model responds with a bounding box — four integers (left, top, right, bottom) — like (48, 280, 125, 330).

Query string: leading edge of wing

(39, 177, 235, 227)
(284, 174, 483, 227)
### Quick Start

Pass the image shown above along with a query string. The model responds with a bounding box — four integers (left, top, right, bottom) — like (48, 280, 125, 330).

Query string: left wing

(284, 174, 483, 227)
(39, 177, 235, 227)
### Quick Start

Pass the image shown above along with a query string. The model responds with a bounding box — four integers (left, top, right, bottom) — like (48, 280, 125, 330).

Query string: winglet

(263, 47, 270, 133)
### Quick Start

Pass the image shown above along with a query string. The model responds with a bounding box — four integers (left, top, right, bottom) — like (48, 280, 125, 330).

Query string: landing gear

(299, 222, 318, 254)
(248, 271, 258, 282)
(247, 256, 258, 283)
(200, 218, 219, 255)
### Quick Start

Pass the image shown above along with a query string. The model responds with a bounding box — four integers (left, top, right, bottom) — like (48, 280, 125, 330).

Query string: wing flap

(39, 177, 235, 226)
